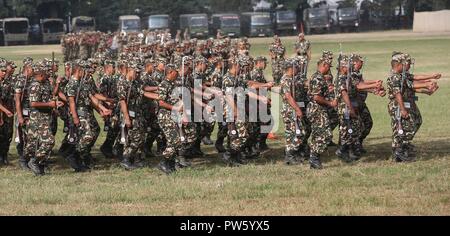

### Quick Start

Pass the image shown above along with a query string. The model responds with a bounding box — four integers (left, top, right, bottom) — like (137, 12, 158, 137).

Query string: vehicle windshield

(122, 19, 140, 30)
(190, 17, 208, 27)
(221, 17, 240, 27)
(149, 17, 169, 28)
(277, 11, 296, 21)
(5, 21, 28, 34)
(43, 21, 64, 33)
(251, 15, 271, 26)
(339, 8, 357, 17)
(309, 9, 328, 18)
(75, 19, 94, 27)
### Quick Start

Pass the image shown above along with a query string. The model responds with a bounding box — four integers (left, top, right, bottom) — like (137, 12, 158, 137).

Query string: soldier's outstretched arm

(144, 92, 158, 100)
(413, 73, 441, 81)
(94, 93, 114, 103)
(356, 80, 383, 91)
(283, 92, 303, 117)
(0, 103, 13, 117)
(144, 86, 158, 92)
(313, 95, 336, 108)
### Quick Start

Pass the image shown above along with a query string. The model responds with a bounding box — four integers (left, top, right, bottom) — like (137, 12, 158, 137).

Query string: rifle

(337, 44, 353, 134)
(396, 62, 407, 136)
(292, 61, 302, 143)
(120, 77, 133, 145)
(179, 57, 188, 142)
(67, 68, 87, 144)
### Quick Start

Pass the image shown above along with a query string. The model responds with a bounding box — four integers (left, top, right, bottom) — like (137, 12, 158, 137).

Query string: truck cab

(211, 14, 241, 38)
(180, 14, 209, 39)
(337, 7, 359, 32)
(72, 16, 96, 33)
(303, 8, 331, 34)
(241, 12, 274, 38)
(119, 15, 141, 33)
(145, 15, 170, 31)
(274, 10, 297, 36)
(1, 18, 29, 46)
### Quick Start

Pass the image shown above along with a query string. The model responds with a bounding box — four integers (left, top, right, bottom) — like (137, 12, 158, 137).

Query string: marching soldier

(14, 57, 34, 169)
(26, 61, 64, 175)
(295, 33, 311, 61)
(0, 60, 16, 165)
(269, 36, 286, 84)
(307, 57, 337, 169)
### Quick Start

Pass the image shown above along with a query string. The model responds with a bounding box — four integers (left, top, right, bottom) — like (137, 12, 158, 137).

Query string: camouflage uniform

(0, 66, 15, 164)
(280, 60, 311, 160)
(307, 70, 333, 157)
(353, 70, 373, 144)
(65, 65, 100, 168)
(117, 64, 146, 167)
(295, 39, 310, 59)
(387, 55, 416, 160)
(210, 66, 228, 153)
(26, 64, 56, 174)
(269, 43, 285, 84)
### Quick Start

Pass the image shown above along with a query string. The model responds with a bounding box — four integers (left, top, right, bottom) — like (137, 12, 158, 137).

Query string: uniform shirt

(117, 76, 145, 115)
(308, 71, 329, 111)
(337, 74, 359, 115)
(153, 69, 165, 84)
(352, 70, 368, 102)
(0, 75, 15, 110)
(295, 40, 311, 56)
(65, 75, 98, 108)
(99, 74, 118, 99)
(269, 44, 286, 62)
(14, 74, 32, 109)
(29, 79, 53, 113)
(387, 71, 412, 102)
(250, 69, 267, 83)
(210, 68, 224, 88)
(158, 79, 179, 110)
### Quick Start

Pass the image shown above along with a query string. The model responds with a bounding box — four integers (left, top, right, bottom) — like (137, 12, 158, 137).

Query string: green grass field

(0, 30, 449, 215)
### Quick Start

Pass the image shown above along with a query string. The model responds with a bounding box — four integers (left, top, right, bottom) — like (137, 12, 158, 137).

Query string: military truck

(240, 12, 274, 38)
(144, 15, 170, 31)
(274, 10, 297, 36)
(180, 14, 209, 39)
(337, 7, 359, 32)
(0, 18, 29, 46)
(72, 16, 96, 32)
(211, 14, 241, 38)
(303, 8, 331, 34)
(119, 15, 141, 33)
(40, 18, 65, 44)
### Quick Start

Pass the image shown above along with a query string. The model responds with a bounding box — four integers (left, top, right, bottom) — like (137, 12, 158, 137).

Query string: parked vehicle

(119, 15, 141, 33)
(337, 7, 359, 32)
(274, 10, 297, 35)
(241, 12, 274, 38)
(303, 8, 331, 34)
(72, 16, 96, 33)
(211, 14, 241, 38)
(180, 14, 209, 39)
(0, 18, 29, 46)
(144, 15, 170, 31)
(40, 18, 65, 44)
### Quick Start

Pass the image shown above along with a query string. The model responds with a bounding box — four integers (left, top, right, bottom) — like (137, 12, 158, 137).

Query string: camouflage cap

(282, 59, 295, 70)
(318, 57, 333, 66)
(156, 57, 167, 64)
(117, 60, 128, 67)
(32, 61, 47, 73)
(0, 59, 7, 70)
(104, 60, 116, 66)
(64, 61, 72, 67)
(165, 64, 177, 72)
(322, 50, 334, 60)
(238, 55, 252, 67)
(128, 61, 142, 72)
(144, 58, 155, 65)
(75, 59, 89, 69)
(338, 55, 350, 67)
(351, 54, 364, 62)
(402, 53, 414, 64)
(23, 57, 34, 66)
(391, 52, 404, 63)
(254, 56, 267, 62)
(195, 56, 208, 65)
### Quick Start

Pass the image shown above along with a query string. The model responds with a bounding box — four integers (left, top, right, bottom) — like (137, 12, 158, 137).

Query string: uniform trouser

(123, 117, 145, 158)
(158, 114, 182, 160)
(203, 121, 215, 138)
(16, 117, 30, 159)
(272, 62, 283, 84)
(0, 116, 13, 157)
(307, 108, 332, 155)
(359, 102, 373, 143)
(412, 103, 422, 135)
(217, 122, 228, 144)
(227, 122, 249, 152)
(76, 109, 100, 157)
(283, 111, 311, 152)
(328, 108, 339, 132)
(338, 113, 363, 147)
(25, 113, 55, 161)
(51, 112, 58, 136)
(389, 106, 416, 149)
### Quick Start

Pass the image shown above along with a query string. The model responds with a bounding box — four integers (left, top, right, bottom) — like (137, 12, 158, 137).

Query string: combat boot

(349, 146, 360, 162)
(120, 155, 136, 171)
(202, 136, 214, 145)
(100, 143, 114, 159)
(28, 157, 44, 176)
(19, 155, 30, 170)
(58, 142, 70, 157)
(80, 153, 92, 171)
(309, 153, 323, 170)
(1, 154, 9, 165)
(295, 146, 308, 163)
(157, 158, 176, 175)
(258, 140, 270, 152)
(285, 150, 301, 165)
(221, 150, 240, 167)
(133, 155, 147, 169)
(191, 140, 204, 157)
(143, 137, 155, 158)
(176, 149, 192, 168)
(215, 137, 226, 153)
(235, 152, 248, 165)
(66, 152, 85, 173)
(336, 145, 350, 162)
(393, 147, 408, 162)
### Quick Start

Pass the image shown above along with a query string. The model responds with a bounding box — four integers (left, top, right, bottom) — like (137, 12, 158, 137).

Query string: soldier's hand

(182, 115, 190, 125)
(266, 82, 275, 88)
(73, 117, 80, 127)
(56, 101, 65, 108)
(329, 99, 338, 108)
(125, 118, 132, 128)
(401, 108, 409, 119)
(328, 84, 334, 93)
(349, 108, 357, 118)
(205, 105, 214, 113)
(5, 110, 13, 118)
(433, 73, 442, 80)
(295, 108, 304, 119)
(18, 116, 25, 126)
